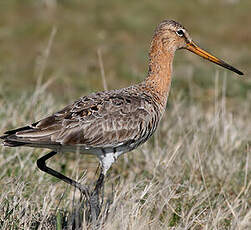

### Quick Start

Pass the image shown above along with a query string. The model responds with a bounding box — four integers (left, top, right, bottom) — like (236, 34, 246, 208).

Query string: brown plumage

(1, 19, 243, 191)
(2, 86, 162, 157)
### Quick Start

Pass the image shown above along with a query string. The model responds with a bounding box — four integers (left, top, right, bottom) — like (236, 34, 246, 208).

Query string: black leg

(36, 151, 89, 196)
(94, 173, 104, 194)
(88, 172, 105, 223)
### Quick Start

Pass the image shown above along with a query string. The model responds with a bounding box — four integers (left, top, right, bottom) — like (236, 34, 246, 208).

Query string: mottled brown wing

(4, 88, 159, 149)
(52, 90, 155, 147)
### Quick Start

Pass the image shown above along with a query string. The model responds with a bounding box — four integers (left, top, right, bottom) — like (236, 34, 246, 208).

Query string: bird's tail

(0, 126, 33, 147)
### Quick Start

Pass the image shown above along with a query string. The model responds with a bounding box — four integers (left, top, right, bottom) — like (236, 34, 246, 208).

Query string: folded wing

(1, 88, 160, 151)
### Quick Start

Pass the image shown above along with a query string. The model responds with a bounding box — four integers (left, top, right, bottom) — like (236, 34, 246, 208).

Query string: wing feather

(2, 87, 160, 150)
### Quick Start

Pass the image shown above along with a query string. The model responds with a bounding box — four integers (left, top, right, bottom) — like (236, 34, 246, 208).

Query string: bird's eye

(176, 29, 184, 37)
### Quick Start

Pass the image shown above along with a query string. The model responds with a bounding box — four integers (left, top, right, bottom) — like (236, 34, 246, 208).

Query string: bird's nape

(185, 41, 243, 76)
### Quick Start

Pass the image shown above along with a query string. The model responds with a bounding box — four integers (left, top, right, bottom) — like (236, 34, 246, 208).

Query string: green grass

(0, 0, 250, 229)
(0, 0, 250, 101)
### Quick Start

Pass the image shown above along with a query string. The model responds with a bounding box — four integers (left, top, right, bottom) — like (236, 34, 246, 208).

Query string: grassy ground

(0, 0, 250, 229)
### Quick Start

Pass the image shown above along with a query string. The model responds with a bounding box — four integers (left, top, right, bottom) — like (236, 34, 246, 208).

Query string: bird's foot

(78, 173, 105, 224)
(78, 184, 90, 198)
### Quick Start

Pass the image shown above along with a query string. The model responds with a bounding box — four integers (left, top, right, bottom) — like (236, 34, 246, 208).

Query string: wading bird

(1, 19, 243, 200)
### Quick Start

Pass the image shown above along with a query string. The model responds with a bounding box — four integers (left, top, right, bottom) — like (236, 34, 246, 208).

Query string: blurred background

(0, 1, 250, 228)
(0, 0, 250, 106)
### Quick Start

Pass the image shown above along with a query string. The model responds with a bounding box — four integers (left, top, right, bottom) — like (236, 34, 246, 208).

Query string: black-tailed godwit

(1, 19, 243, 197)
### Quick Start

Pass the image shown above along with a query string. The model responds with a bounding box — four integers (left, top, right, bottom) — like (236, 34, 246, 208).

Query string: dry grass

(0, 76, 250, 229)
(0, 1, 250, 229)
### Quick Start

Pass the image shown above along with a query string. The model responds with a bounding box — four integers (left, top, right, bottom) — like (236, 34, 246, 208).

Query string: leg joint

(36, 157, 45, 170)
(36, 151, 57, 171)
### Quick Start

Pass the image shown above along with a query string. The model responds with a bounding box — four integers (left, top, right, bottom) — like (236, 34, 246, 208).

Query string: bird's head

(151, 19, 243, 76)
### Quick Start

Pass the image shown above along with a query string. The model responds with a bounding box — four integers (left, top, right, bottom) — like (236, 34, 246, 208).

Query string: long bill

(186, 41, 243, 76)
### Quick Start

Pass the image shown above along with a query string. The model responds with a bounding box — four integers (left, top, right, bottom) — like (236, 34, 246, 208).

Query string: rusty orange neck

(144, 36, 175, 106)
